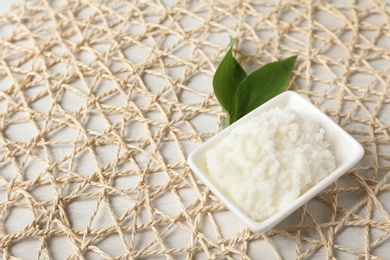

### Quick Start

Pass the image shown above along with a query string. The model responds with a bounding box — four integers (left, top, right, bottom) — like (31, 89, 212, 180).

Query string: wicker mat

(0, 0, 389, 259)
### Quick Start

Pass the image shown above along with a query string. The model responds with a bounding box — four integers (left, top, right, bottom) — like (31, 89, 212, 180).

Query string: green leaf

(230, 56, 297, 123)
(213, 38, 247, 124)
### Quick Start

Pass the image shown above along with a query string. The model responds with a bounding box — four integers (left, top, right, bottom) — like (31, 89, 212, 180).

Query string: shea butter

(205, 107, 336, 221)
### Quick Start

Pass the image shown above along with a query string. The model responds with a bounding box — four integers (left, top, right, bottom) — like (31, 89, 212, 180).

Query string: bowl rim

(187, 91, 364, 233)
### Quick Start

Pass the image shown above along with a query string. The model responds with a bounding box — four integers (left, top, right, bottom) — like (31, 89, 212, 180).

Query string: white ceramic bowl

(187, 91, 364, 233)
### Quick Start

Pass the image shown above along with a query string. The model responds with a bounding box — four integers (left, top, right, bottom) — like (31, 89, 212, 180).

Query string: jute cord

(0, 0, 389, 259)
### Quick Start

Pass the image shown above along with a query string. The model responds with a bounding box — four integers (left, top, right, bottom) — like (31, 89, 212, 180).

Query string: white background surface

(0, 0, 389, 259)
(0, 1, 20, 14)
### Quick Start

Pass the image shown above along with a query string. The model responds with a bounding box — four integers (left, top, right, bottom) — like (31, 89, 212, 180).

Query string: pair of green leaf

(213, 39, 297, 126)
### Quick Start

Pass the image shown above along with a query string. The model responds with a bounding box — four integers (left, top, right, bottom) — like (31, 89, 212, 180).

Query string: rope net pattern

(0, 0, 389, 259)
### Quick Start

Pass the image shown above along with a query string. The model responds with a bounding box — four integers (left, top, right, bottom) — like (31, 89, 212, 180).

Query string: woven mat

(0, 0, 389, 259)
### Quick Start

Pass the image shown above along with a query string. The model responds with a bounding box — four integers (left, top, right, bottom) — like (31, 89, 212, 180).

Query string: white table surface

(1, 0, 390, 259)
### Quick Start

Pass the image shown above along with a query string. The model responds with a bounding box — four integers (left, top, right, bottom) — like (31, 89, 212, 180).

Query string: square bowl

(187, 91, 364, 233)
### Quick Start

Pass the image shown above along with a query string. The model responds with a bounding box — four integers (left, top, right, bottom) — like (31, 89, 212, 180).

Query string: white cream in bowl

(187, 91, 364, 233)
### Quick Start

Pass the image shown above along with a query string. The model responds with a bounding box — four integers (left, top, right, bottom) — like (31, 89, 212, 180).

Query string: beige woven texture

(0, 0, 389, 259)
